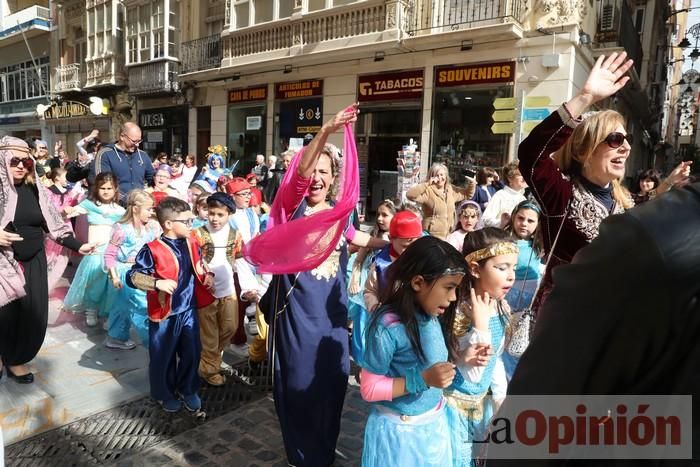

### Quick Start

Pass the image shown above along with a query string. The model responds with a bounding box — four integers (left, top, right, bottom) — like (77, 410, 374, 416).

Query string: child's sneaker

(182, 394, 201, 412)
(159, 399, 182, 413)
(220, 361, 234, 377)
(104, 336, 136, 350)
(85, 310, 98, 327)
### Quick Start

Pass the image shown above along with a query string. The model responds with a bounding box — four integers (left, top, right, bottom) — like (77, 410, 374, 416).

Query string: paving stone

(209, 443, 230, 456)
(237, 437, 262, 452)
(255, 450, 279, 462)
(183, 450, 209, 464)
(217, 429, 239, 442)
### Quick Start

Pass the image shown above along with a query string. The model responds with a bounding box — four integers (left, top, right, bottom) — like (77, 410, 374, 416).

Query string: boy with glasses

(126, 197, 215, 413)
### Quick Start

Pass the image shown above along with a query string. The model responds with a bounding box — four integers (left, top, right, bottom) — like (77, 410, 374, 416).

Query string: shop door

(363, 108, 421, 213)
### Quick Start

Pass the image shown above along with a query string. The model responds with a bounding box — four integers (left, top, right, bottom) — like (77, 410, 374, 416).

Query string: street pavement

(1, 266, 369, 466)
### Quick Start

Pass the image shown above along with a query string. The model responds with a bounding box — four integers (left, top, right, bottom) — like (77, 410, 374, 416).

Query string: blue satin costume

(127, 236, 201, 403)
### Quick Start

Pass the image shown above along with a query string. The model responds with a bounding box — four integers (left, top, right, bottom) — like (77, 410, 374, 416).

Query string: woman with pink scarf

(245, 104, 387, 466)
(0, 137, 95, 384)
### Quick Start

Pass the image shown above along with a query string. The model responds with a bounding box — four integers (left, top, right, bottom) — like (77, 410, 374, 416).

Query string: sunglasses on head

(604, 132, 632, 149)
(9, 156, 34, 169)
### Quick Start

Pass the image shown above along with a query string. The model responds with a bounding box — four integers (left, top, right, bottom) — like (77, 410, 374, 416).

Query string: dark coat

(488, 183, 700, 466)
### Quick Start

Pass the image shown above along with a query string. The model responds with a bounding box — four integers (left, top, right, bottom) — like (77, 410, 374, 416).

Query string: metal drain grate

(5, 360, 273, 467)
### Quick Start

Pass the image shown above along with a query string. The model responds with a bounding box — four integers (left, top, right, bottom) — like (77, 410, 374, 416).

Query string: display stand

(396, 140, 421, 204)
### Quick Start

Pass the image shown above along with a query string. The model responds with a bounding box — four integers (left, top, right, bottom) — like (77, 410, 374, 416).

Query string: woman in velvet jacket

(518, 51, 689, 319)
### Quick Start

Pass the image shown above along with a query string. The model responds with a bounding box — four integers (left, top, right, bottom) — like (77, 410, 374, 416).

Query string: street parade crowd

(1, 52, 699, 466)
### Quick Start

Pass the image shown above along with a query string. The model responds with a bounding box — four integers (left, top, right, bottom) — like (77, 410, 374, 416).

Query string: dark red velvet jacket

(518, 106, 625, 312)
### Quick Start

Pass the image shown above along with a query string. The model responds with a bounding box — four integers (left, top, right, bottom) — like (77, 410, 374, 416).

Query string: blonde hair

(553, 110, 633, 209)
(118, 189, 155, 227)
(427, 162, 450, 184)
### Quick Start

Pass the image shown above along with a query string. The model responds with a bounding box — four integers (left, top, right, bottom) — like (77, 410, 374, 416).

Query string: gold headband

(0, 145, 32, 155)
(465, 242, 519, 263)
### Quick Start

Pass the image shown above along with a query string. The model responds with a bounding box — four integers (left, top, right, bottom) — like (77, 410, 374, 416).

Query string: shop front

(431, 61, 515, 181)
(273, 79, 323, 155)
(139, 106, 189, 160)
(226, 85, 267, 174)
(42, 100, 111, 158)
(356, 69, 423, 213)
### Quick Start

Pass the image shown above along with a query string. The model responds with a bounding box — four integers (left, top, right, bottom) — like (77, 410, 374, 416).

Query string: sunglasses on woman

(604, 132, 633, 149)
(9, 156, 34, 170)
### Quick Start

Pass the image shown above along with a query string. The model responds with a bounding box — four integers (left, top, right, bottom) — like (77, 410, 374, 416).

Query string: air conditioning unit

(600, 4, 618, 32)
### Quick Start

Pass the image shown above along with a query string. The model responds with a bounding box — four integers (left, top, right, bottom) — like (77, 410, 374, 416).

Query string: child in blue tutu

(103, 190, 161, 349)
(359, 236, 466, 466)
(442, 227, 518, 465)
(63, 172, 124, 326)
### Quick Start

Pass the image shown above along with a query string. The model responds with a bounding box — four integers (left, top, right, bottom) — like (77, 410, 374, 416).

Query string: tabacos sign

(358, 70, 424, 102)
(435, 61, 515, 87)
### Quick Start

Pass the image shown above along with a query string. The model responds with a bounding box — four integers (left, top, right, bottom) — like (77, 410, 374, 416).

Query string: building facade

(0, 0, 51, 139)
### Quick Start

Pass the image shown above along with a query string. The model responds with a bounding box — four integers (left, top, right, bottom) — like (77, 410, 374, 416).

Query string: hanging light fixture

(678, 37, 692, 49)
(684, 85, 694, 95)
(690, 48, 700, 62)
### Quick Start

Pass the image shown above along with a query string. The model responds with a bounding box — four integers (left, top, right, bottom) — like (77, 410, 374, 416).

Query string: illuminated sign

(275, 79, 323, 99)
(228, 86, 267, 104)
(435, 62, 515, 87)
(358, 70, 424, 102)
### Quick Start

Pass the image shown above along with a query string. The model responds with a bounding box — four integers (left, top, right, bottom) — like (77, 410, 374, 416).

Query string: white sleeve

(481, 191, 502, 227)
(235, 258, 259, 297)
(456, 327, 492, 383)
(490, 355, 508, 402)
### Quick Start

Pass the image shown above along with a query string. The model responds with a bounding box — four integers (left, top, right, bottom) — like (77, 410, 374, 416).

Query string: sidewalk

(0, 275, 151, 446)
(2, 270, 369, 466)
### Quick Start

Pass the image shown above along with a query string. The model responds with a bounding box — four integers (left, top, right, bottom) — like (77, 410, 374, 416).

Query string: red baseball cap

(389, 211, 423, 239)
(224, 177, 251, 195)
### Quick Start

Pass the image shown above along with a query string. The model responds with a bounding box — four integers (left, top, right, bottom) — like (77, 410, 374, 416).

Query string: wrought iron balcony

(405, 0, 527, 35)
(85, 55, 127, 88)
(595, 0, 642, 74)
(54, 63, 84, 93)
(180, 34, 222, 74)
(128, 60, 180, 95)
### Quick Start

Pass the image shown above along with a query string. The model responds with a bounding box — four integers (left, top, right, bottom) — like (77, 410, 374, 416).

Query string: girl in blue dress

(360, 235, 467, 467)
(63, 172, 125, 326)
(103, 190, 161, 349)
(441, 227, 518, 466)
(347, 199, 395, 367)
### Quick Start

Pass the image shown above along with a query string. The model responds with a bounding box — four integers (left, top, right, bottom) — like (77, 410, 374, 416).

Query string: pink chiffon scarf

(243, 120, 359, 274)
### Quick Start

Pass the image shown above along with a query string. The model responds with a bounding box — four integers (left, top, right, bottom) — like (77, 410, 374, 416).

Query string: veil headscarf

(243, 119, 359, 274)
(0, 136, 73, 307)
(454, 200, 484, 231)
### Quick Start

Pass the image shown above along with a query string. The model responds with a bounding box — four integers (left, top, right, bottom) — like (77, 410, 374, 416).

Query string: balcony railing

(180, 34, 222, 73)
(595, 0, 642, 74)
(0, 5, 51, 39)
(405, 0, 526, 35)
(55, 63, 84, 92)
(85, 55, 127, 88)
(128, 60, 179, 95)
(223, 0, 389, 60)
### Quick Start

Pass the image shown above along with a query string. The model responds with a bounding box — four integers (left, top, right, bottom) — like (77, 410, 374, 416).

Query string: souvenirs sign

(358, 70, 424, 102)
(436, 62, 515, 87)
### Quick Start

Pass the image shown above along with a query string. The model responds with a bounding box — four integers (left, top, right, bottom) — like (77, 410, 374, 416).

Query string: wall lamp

(283, 65, 292, 74)
(460, 40, 473, 51)
(374, 51, 385, 62)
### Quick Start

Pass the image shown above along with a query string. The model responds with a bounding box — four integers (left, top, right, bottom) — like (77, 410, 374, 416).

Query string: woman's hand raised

(580, 52, 634, 104)
(566, 52, 635, 118)
(322, 103, 359, 134)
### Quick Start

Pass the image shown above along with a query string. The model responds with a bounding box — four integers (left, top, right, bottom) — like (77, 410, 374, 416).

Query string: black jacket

(488, 183, 700, 467)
